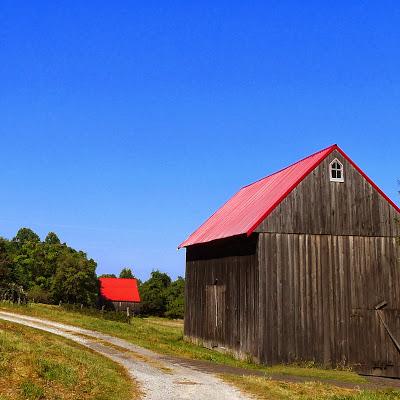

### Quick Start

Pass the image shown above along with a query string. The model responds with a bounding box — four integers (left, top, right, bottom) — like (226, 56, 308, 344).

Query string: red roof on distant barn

(179, 144, 400, 248)
(99, 278, 140, 302)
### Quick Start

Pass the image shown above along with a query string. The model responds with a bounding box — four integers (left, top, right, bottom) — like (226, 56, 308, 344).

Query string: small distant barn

(179, 144, 400, 378)
(99, 278, 141, 313)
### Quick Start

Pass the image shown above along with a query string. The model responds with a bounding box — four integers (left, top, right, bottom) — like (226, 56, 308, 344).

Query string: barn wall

(256, 150, 399, 237)
(184, 235, 259, 358)
(257, 232, 400, 377)
(111, 301, 140, 313)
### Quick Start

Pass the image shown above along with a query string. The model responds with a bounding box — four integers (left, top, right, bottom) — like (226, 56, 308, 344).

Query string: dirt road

(0, 311, 250, 400)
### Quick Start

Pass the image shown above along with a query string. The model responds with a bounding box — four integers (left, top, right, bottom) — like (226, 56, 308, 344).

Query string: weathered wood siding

(184, 149, 400, 377)
(111, 301, 140, 313)
(254, 149, 400, 376)
(184, 235, 259, 358)
(256, 150, 399, 237)
(257, 233, 400, 377)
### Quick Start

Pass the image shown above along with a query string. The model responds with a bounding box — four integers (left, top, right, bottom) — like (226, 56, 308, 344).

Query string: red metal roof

(99, 278, 140, 302)
(179, 144, 400, 248)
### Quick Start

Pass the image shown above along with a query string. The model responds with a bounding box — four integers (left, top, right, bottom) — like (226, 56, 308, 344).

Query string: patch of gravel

(0, 311, 251, 400)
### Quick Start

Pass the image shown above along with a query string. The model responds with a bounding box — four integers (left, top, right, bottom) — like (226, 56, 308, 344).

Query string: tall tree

(45, 232, 61, 245)
(0, 228, 100, 306)
(119, 268, 134, 279)
(139, 270, 171, 316)
(13, 228, 40, 244)
(165, 276, 185, 319)
(0, 238, 12, 286)
(51, 250, 98, 306)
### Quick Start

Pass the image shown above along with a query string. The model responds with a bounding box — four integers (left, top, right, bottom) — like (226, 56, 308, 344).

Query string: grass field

(0, 319, 139, 400)
(221, 374, 400, 400)
(0, 302, 365, 383)
(2, 302, 400, 400)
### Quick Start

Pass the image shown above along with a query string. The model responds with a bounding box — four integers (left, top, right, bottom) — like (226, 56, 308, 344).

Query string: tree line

(100, 268, 184, 319)
(0, 228, 184, 318)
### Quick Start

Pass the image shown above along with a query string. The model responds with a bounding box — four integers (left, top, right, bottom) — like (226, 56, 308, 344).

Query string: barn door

(349, 238, 400, 378)
(205, 284, 226, 345)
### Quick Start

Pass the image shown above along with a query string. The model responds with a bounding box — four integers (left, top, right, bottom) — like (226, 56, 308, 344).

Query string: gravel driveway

(0, 311, 251, 400)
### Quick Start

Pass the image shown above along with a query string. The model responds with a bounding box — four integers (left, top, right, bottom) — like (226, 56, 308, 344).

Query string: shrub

(28, 285, 51, 304)
(0, 283, 28, 304)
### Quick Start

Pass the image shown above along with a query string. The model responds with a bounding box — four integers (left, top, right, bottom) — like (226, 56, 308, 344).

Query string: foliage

(99, 274, 117, 278)
(1, 227, 184, 315)
(13, 228, 40, 244)
(0, 238, 12, 285)
(0, 283, 28, 303)
(0, 228, 98, 306)
(165, 276, 185, 319)
(28, 285, 51, 304)
(51, 250, 98, 305)
(44, 232, 61, 245)
(119, 267, 134, 279)
(139, 270, 171, 316)
(138, 270, 184, 318)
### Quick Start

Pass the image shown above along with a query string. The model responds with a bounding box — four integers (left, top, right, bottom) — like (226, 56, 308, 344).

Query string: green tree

(99, 274, 117, 278)
(45, 232, 61, 245)
(165, 276, 185, 319)
(0, 238, 13, 286)
(0, 228, 100, 305)
(11, 240, 44, 290)
(28, 285, 51, 303)
(50, 250, 98, 306)
(13, 228, 40, 244)
(119, 268, 134, 279)
(139, 270, 171, 316)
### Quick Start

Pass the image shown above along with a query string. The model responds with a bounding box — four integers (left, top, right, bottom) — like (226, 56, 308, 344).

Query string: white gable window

(329, 158, 344, 182)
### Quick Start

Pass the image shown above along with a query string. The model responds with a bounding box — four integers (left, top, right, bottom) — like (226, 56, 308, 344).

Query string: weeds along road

(0, 311, 250, 400)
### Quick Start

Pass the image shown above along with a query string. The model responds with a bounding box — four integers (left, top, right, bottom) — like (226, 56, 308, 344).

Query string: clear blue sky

(1, 2, 399, 280)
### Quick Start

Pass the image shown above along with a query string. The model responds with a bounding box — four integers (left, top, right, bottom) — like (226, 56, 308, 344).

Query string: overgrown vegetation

(0, 319, 139, 400)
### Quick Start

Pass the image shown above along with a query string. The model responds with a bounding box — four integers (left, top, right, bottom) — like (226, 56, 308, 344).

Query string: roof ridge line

(241, 144, 337, 189)
(245, 144, 338, 235)
(178, 144, 338, 248)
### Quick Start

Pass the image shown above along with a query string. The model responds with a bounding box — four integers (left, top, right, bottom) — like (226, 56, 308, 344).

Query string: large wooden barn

(179, 144, 400, 378)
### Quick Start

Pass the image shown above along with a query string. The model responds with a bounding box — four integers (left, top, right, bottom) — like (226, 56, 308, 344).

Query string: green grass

(220, 374, 400, 400)
(0, 318, 140, 400)
(0, 302, 366, 384)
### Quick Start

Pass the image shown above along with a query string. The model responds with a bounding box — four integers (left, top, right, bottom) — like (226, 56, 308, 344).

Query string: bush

(0, 283, 28, 303)
(28, 285, 51, 304)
